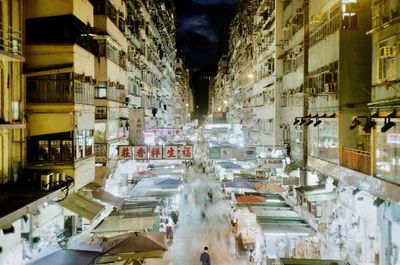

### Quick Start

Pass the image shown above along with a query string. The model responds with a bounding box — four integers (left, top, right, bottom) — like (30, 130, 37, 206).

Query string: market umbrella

(236, 195, 266, 203)
(225, 179, 255, 190)
(103, 232, 167, 254)
(27, 249, 100, 265)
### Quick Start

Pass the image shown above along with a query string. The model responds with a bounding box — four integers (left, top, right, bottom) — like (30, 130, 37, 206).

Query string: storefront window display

(308, 119, 339, 164)
(375, 119, 400, 184)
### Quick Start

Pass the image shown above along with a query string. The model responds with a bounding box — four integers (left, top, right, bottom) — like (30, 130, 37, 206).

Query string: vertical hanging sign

(129, 108, 145, 145)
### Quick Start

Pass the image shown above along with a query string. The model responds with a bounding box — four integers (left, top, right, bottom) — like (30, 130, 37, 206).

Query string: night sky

(174, 0, 238, 69)
(174, 0, 238, 118)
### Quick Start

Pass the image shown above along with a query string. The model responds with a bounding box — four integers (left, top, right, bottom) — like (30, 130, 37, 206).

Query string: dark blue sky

(174, 0, 238, 69)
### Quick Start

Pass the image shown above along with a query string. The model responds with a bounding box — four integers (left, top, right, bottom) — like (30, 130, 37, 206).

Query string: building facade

(0, 0, 191, 262)
(212, 0, 400, 264)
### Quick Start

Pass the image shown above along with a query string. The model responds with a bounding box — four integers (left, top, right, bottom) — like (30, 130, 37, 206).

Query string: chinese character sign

(134, 146, 148, 160)
(129, 108, 145, 145)
(118, 145, 132, 160)
(180, 145, 193, 160)
(149, 146, 163, 160)
(165, 145, 178, 160)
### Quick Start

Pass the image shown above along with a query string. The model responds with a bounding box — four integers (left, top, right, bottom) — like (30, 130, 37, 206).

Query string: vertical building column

(301, 0, 310, 185)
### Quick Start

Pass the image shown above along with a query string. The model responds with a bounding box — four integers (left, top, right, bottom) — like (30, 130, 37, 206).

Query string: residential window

(308, 118, 339, 164)
(38, 140, 49, 161)
(61, 140, 73, 161)
(342, 0, 359, 29)
(50, 140, 61, 161)
(378, 37, 397, 82)
(75, 129, 94, 159)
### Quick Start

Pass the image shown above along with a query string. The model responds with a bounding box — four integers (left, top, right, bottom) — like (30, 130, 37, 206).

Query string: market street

(165, 167, 250, 265)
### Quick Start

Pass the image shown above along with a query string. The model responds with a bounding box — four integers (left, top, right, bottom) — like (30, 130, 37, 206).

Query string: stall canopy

(253, 183, 285, 193)
(225, 179, 254, 190)
(104, 232, 167, 254)
(28, 249, 100, 265)
(236, 195, 266, 203)
(135, 171, 156, 177)
(279, 258, 350, 265)
(154, 178, 183, 187)
(143, 258, 171, 265)
(217, 161, 242, 169)
(93, 214, 158, 236)
(91, 189, 124, 210)
(57, 193, 105, 222)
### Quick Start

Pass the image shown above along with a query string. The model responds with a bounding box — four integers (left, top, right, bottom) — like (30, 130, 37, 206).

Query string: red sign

(165, 145, 178, 160)
(118, 146, 132, 160)
(149, 146, 163, 160)
(180, 145, 193, 160)
(134, 146, 148, 160)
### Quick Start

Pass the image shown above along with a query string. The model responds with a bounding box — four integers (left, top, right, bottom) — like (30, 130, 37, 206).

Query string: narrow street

(165, 167, 249, 265)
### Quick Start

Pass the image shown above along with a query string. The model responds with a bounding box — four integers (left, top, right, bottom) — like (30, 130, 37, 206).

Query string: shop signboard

(212, 127, 228, 134)
(180, 145, 193, 160)
(165, 145, 178, 160)
(220, 148, 232, 159)
(94, 143, 107, 157)
(149, 146, 163, 160)
(244, 147, 256, 160)
(118, 145, 132, 160)
(256, 171, 267, 179)
(209, 147, 221, 159)
(134, 145, 148, 160)
(282, 177, 300, 186)
(129, 108, 145, 144)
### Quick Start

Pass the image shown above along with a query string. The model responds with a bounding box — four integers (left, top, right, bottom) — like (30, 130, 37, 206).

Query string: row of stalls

(23, 160, 186, 265)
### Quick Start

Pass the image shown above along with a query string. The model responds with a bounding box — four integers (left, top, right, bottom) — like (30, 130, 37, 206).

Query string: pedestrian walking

(200, 246, 211, 265)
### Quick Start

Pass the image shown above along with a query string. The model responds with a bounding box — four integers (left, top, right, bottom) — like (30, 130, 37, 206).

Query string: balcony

(0, 23, 24, 61)
(341, 147, 371, 176)
(27, 76, 95, 105)
(95, 86, 125, 102)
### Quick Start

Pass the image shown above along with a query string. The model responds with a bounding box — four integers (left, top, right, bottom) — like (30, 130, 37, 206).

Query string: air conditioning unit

(324, 83, 337, 93)
(117, 84, 125, 89)
(308, 87, 317, 94)
(85, 76, 93, 83)
(379, 46, 396, 58)
(54, 171, 65, 185)
(80, 75, 86, 82)
(41, 172, 54, 191)
(108, 81, 115, 87)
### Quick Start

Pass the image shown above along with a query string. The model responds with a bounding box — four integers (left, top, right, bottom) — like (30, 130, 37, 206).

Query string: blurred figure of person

(200, 246, 211, 265)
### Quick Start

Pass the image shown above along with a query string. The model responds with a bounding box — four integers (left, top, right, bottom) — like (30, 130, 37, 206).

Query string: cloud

(181, 15, 218, 43)
(175, 0, 238, 68)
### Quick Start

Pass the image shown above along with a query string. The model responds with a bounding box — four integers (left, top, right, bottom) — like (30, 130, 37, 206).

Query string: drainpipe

(301, 0, 310, 186)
